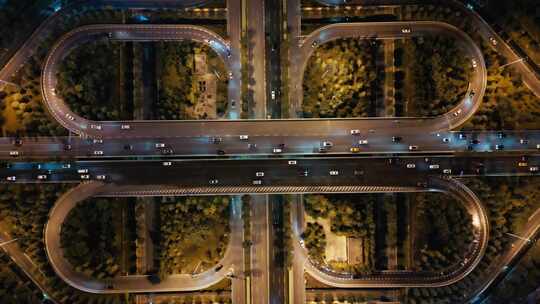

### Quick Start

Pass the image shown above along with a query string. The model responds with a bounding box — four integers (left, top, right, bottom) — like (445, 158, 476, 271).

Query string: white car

(472, 59, 477, 68)
(209, 179, 219, 185)
(163, 161, 172, 166)
(9, 151, 19, 156)
(65, 113, 75, 121)
(429, 164, 440, 169)
(93, 139, 103, 144)
(358, 139, 368, 145)
(155, 143, 165, 148)
(77, 169, 88, 174)
(256, 172, 264, 177)
(518, 162, 528, 167)
(350, 129, 360, 135)
(273, 148, 282, 154)
(239, 135, 249, 140)
(228, 72, 233, 79)
(520, 139, 529, 144)
(443, 169, 452, 174)
(401, 27, 411, 33)
(537, 144, 540, 150)
(62, 164, 71, 169)
(443, 138, 450, 143)
(252, 180, 262, 185)
(489, 37, 497, 46)
(406, 163, 416, 169)
(121, 124, 131, 130)
(271, 90, 276, 100)
(6, 176, 16, 181)
(409, 145, 418, 151)
(90, 124, 102, 130)
(530, 166, 539, 172)
(37, 175, 48, 180)
(93, 150, 104, 155)
(329, 170, 339, 176)
(322, 141, 333, 148)
(80, 175, 90, 180)
(288, 160, 297, 165)
(96, 175, 106, 180)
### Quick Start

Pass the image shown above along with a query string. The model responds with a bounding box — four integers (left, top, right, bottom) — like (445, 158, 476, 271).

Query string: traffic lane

(2, 155, 537, 184)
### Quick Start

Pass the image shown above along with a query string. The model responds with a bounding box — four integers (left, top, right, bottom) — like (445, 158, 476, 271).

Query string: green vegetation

(302, 222, 326, 262)
(60, 198, 136, 279)
(302, 39, 376, 118)
(57, 40, 124, 121)
(156, 41, 228, 120)
(0, 252, 41, 304)
(158, 196, 230, 278)
(407, 177, 540, 303)
(397, 36, 472, 117)
(412, 192, 474, 271)
(0, 184, 128, 303)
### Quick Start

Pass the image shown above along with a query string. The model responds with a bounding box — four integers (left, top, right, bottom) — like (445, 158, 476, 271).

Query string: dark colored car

(392, 136, 402, 143)
(470, 139, 480, 144)
(217, 149, 226, 155)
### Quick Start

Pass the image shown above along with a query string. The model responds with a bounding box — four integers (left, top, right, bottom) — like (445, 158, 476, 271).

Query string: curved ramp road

(291, 177, 489, 288)
(44, 182, 243, 294)
(293, 21, 486, 131)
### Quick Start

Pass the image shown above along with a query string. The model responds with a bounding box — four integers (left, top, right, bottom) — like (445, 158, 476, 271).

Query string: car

(288, 160, 297, 165)
(90, 124, 102, 130)
(13, 138, 22, 146)
(469, 90, 475, 98)
(6, 176, 16, 181)
(470, 139, 480, 144)
(518, 162, 528, 167)
(497, 132, 506, 139)
(322, 141, 333, 148)
(392, 136, 402, 142)
(453, 109, 461, 117)
(226, 50, 231, 58)
(520, 139, 529, 144)
(124, 144, 133, 150)
(443, 138, 450, 143)
(256, 172, 264, 177)
(239, 135, 249, 140)
(318, 147, 327, 153)
(472, 59, 477, 68)
(459, 133, 467, 139)
(248, 143, 257, 149)
(443, 169, 452, 174)
(271, 90, 276, 100)
(495, 144, 504, 150)
(217, 149, 226, 155)
(354, 170, 364, 176)
(273, 148, 282, 153)
(253, 180, 262, 185)
(228, 71, 234, 79)
(163, 161, 172, 166)
(406, 163, 416, 169)
(467, 145, 474, 151)
(299, 169, 309, 177)
(155, 143, 165, 148)
(358, 139, 368, 145)
(489, 37, 497, 46)
(80, 174, 90, 180)
(311, 40, 318, 48)
(350, 147, 360, 153)
(537, 144, 540, 150)
(93, 150, 104, 155)
(161, 148, 174, 155)
(93, 139, 103, 144)
(64, 144, 72, 151)
(329, 170, 339, 176)
(530, 166, 539, 172)
(429, 164, 440, 169)
(121, 124, 131, 130)
(215, 264, 223, 272)
(65, 113, 75, 121)
(401, 27, 411, 33)
(9, 151, 19, 156)
(37, 175, 48, 180)
(77, 169, 88, 174)
(107, 32, 113, 38)
(96, 175, 106, 180)
(350, 129, 360, 135)
(62, 164, 71, 169)
(211, 137, 222, 144)
(408, 145, 418, 151)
